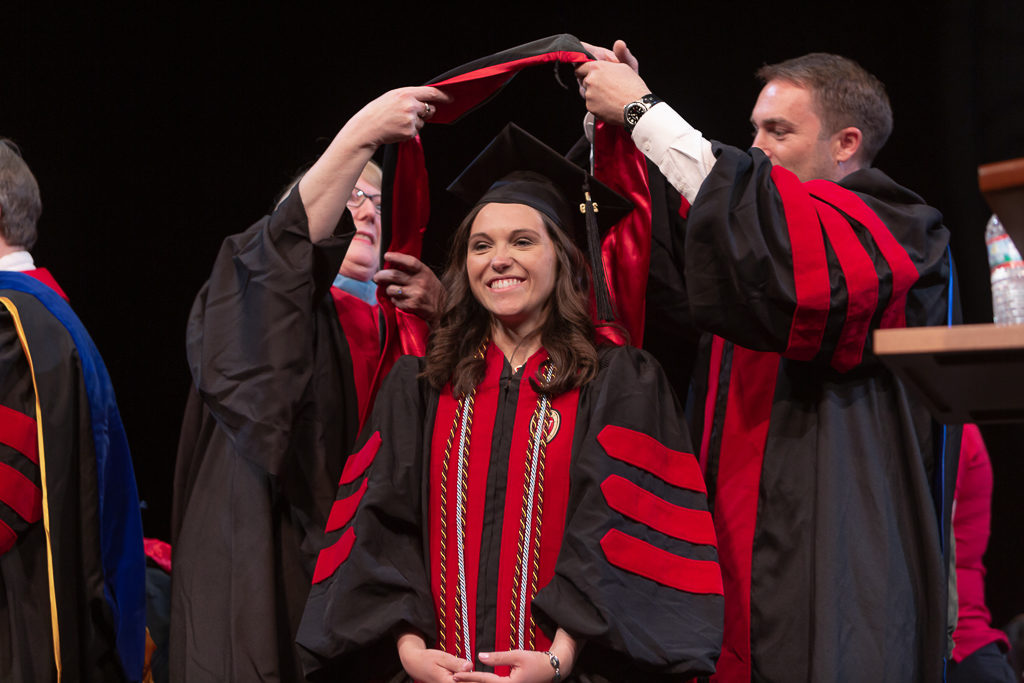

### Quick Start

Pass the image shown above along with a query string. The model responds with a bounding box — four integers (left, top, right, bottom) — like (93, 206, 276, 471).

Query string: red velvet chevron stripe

(0, 462, 42, 523)
(0, 405, 38, 464)
(312, 527, 356, 584)
(325, 477, 368, 533)
(598, 424, 706, 492)
(338, 432, 382, 486)
(600, 475, 717, 546)
(600, 529, 723, 594)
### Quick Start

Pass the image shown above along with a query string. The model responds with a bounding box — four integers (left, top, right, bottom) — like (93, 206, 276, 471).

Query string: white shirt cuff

(631, 102, 715, 204)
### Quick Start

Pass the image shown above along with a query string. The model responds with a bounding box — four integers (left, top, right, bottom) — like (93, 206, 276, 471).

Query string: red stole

(427, 344, 579, 671)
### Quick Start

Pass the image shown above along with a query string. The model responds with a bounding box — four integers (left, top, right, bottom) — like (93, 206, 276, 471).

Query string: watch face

(625, 102, 646, 127)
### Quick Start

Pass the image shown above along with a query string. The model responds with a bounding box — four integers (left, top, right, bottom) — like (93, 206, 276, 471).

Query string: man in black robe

(577, 47, 960, 681)
(169, 85, 449, 682)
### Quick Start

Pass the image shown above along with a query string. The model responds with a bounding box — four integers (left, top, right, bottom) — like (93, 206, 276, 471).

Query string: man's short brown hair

(0, 139, 41, 250)
(757, 53, 893, 165)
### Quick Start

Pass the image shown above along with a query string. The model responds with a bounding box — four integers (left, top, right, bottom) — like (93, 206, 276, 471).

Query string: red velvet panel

(0, 404, 38, 464)
(428, 343, 502, 657)
(600, 528, 723, 595)
(600, 474, 717, 546)
(494, 350, 578, 660)
(711, 347, 779, 682)
(771, 166, 830, 360)
(457, 345, 502, 658)
(338, 432, 382, 486)
(806, 181, 920, 329)
(815, 201, 879, 372)
(428, 376, 462, 653)
(597, 424, 705, 492)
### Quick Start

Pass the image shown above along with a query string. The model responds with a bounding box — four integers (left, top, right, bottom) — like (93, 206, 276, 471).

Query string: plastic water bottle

(985, 214, 1024, 325)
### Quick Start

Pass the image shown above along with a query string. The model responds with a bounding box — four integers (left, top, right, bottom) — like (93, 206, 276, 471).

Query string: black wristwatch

(543, 650, 561, 682)
(623, 93, 662, 134)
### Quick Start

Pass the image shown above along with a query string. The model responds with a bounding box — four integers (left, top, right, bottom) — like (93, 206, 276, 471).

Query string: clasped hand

(398, 633, 563, 683)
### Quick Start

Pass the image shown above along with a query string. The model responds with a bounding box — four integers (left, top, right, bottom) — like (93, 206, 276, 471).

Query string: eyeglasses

(347, 187, 382, 214)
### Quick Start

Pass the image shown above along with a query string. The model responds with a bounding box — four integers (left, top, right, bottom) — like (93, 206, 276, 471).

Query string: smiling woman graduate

(297, 124, 723, 683)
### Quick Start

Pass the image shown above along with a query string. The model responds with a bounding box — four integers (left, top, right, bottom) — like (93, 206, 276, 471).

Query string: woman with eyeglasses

(298, 125, 723, 683)
(170, 85, 451, 682)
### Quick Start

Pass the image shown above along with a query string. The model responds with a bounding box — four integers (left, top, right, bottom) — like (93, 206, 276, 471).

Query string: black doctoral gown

(297, 343, 724, 682)
(646, 144, 961, 682)
(0, 272, 146, 682)
(170, 189, 364, 682)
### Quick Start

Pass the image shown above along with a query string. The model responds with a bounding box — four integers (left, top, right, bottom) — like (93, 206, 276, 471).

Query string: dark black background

(5, 3, 1023, 629)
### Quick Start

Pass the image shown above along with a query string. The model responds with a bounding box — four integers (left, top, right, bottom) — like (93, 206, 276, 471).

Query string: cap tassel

(581, 180, 614, 322)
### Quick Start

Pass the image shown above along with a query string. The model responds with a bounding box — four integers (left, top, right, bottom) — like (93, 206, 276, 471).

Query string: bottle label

(986, 233, 1024, 268)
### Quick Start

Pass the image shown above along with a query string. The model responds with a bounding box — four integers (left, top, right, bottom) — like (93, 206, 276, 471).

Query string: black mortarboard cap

(447, 123, 633, 320)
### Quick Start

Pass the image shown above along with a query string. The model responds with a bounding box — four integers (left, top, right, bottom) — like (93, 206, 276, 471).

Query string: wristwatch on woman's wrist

(623, 93, 662, 134)
(543, 650, 561, 682)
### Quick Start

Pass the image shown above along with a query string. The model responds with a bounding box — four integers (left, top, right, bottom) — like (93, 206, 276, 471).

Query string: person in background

(334, 159, 441, 321)
(170, 85, 450, 682)
(949, 424, 1016, 682)
(0, 139, 147, 681)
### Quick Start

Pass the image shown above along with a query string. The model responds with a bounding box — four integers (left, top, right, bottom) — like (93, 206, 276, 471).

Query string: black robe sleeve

(170, 189, 363, 682)
(678, 144, 951, 370)
(183, 188, 354, 477)
(297, 356, 438, 682)
(643, 163, 701, 402)
(532, 345, 723, 681)
(1, 288, 144, 682)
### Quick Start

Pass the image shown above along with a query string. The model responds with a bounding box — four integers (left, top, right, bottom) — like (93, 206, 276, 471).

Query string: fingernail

(478, 651, 491, 661)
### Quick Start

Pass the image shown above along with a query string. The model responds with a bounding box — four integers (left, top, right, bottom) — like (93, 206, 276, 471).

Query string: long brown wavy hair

(423, 202, 600, 398)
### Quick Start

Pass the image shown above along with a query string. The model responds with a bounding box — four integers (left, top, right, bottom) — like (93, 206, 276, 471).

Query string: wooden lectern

(874, 157, 1024, 424)
(979, 157, 1024, 247)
